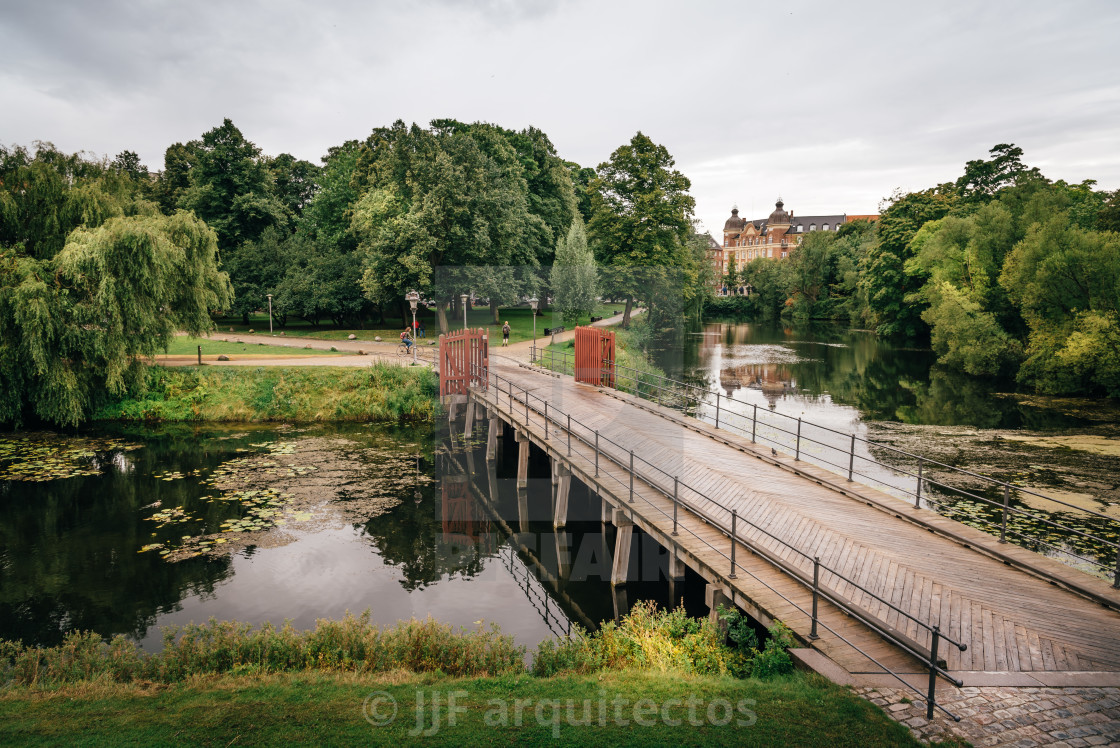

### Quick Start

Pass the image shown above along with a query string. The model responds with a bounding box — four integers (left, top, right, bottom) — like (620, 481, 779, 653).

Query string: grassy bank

(0, 670, 917, 747)
(0, 608, 916, 746)
(92, 365, 438, 423)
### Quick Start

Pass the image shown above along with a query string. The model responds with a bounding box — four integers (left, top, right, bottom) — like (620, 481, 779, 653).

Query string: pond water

(0, 423, 705, 649)
(650, 319, 1120, 577)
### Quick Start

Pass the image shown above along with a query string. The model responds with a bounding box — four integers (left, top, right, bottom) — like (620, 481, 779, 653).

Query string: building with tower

(716, 198, 877, 279)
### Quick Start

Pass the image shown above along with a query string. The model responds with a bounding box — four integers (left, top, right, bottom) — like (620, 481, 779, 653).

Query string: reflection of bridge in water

(435, 346, 1120, 721)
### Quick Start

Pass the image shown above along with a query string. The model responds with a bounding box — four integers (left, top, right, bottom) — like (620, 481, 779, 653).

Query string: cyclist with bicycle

(400, 327, 413, 352)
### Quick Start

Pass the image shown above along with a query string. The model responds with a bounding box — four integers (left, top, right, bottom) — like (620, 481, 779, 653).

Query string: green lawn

(211, 303, 628, 346)
(0, 670, 918, 747)
(165, 336, 351, 356)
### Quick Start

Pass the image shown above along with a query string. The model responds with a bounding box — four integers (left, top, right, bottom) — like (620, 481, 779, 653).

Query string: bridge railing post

(1113, 548, 1120, 589)
(715, 391, 720, 430)
(751, 404, 757, 443)
(926, 626, 941, 720)
(567, 414, 571, 456)
(809, 556, 820, 640)
(729, 510, 738, 578)
(629, 451, 635, 503)
(847, 434, 856, 481)
(999, 484, 1009, 543)
(795, 418, 802, 460)
(914, 457, 924, 509)
(672, 477, 679, 536)
(545, 401, 549, 440)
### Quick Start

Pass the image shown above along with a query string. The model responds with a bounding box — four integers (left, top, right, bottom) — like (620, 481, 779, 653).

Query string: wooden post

(517, 486, 530, 533)
(463, 400, 475, 439)
(705, 584, 731, 630)
(486, 416, 501, 461)
(554, 463, 571, 529)
(668, 546, 686, 580)
(611, 509, 634, 586)
(515, 430, 530, 488)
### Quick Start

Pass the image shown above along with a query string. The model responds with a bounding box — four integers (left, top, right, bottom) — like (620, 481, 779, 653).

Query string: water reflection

(673, 319, 1091, 430)
(1, 420, 709, 650)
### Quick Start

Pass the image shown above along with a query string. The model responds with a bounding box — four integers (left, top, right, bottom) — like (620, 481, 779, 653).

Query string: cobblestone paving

(856, 685, 1120, 746)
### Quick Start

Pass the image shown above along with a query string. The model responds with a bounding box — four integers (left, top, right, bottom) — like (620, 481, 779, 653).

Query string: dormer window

(797, 225, 803, 232)
(822, 224, 829, 231)
(809, 224, 816, 231)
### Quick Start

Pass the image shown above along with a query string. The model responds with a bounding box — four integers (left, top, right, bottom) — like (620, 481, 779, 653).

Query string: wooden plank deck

(474, 360, 1120, 676)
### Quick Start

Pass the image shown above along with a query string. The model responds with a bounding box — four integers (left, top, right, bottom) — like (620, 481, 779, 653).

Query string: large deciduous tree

(587, 132, 696, 327)
(352, 120, 536, 333)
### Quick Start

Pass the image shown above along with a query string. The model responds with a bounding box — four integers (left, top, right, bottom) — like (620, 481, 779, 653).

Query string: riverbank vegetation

(92, 365, 437, 423)
(713, 144, 1120, 397)
(0, 607, 916, 746)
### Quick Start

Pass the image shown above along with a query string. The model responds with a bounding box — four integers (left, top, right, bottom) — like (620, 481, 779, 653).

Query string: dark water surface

(0, 423, 705, 649)
(651, 319, 1120, 575)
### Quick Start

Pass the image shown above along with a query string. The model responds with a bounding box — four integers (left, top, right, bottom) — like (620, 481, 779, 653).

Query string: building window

(822, 224, 829, 231)
(809, 224, 816, 231)
(797, 225, 803, 232)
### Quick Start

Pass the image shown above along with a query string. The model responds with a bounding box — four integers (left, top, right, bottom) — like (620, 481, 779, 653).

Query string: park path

(158, 309, 639, 367)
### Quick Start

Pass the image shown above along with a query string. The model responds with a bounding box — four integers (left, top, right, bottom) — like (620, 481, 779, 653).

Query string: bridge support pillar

(515, 430, 530, 488)
(553, 462, 571, 529)
(669, 547, 687, 580)
(706, 584, 731, 632)
(554, 530, 571, 580)
(611, 510, 634, 586)
(517, 486, 530, 533)
(486, 416, 502, 461)
(463, 400, 475, 439)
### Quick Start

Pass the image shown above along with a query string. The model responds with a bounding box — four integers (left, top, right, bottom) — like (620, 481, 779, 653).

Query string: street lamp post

(406, 290, 420, 365)
(528, 297, 539, 361)
(267, 294, 273, 335)
(460, 293, 469, 331)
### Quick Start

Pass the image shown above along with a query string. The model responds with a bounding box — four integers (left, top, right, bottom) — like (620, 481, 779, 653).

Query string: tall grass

(0, 613, 524, 687)
(92, 365, 438, 423)
(532, 602, 795, 679)
(0, 605, 796, 688)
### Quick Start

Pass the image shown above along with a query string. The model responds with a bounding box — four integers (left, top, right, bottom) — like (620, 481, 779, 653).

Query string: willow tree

(0, 210, 232, 426)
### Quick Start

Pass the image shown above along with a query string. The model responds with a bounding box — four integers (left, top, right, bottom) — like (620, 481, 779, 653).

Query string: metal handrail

(471, 363, 964, 721)
(532, 345, 1120, 586)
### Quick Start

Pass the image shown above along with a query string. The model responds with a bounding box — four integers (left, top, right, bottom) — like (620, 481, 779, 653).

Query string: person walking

(501, 321, 511, 347)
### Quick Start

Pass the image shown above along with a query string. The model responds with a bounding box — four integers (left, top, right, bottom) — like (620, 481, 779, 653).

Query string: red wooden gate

(439, 327, 489, 398)
(574, 326, 615, 388)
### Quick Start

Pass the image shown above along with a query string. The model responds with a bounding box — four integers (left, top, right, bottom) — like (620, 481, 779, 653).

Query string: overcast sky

(3, 0, 1118, 234)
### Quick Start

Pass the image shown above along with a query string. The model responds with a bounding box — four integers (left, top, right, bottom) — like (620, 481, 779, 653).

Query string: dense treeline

(0, 144, 231, 426)
(714, 145, 1120, 396)
(1, 120, 704, 425)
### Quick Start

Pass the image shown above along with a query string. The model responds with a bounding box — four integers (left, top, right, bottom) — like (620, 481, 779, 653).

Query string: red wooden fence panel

(438, 327, 489, 398)
(574, 326, 615, 387)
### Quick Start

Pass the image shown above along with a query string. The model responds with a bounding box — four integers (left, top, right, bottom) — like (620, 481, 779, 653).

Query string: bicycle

(396, 340, 425, 361)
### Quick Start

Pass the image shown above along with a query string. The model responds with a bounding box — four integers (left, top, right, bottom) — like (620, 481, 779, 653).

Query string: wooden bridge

(437, 328, 1120, 718)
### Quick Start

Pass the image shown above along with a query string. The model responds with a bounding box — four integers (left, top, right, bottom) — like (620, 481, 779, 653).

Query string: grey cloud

(1, 0, 1117, 234)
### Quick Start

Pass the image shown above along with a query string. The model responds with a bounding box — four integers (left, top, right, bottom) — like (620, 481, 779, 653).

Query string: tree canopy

(587, 132, 698, 326)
